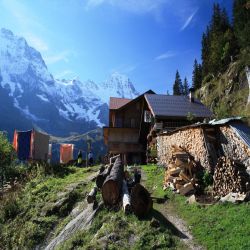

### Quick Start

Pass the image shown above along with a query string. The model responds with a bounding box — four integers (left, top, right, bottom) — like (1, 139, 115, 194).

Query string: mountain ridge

(0, 28, 139, 139)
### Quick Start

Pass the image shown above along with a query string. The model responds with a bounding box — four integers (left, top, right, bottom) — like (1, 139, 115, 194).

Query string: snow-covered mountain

(0, 28, 139, 137)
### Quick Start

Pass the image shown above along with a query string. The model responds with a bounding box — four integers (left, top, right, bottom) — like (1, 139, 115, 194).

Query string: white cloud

(155, 51, 176, 61)
(55, 70, 76, 79)
(180, 8, 198, 31)
(24, 33, 49, 52)
(2, 0, 49, 52)
(85, 0, 167, 14)
(2, 0, 45, 31)
(111, 64, 137, 74)
(44, 51, 71, 65)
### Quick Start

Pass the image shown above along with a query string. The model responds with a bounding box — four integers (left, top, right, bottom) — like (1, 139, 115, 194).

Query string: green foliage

(214, 102, 231, 119)
(143, 164, 250, 250)
(0, 132, 15, 166)
(0, 166, 95, 249)
(173, 70, 183, 95)
(58, 207, 178, 250)
(183, 77, 189, 96)
(192, 59, 202, 90)
(201, 3, 238, 79)
(186, 112, 195, 122)
(202, 171, 213, 187)
(1, 193, 20, 222)
(196, 170, 213, 193)
(233, 0, 250, 50)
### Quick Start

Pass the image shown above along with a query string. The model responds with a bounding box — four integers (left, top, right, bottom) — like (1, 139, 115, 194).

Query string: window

(144, 110, 152, 123)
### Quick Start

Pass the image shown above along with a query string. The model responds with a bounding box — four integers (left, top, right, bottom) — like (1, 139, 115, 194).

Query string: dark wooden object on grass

(87, 186, 98, 203)
(102, 157, 124, 206)
(130, 183, 152, 218)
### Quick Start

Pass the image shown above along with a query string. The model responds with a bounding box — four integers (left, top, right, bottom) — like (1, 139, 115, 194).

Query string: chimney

(189, 88, 195, 103)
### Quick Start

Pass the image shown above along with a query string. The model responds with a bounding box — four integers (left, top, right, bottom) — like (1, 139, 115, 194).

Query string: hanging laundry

(16, 130, 32, 161)
(60, 144, 74, 164)
(32, 130, 50, 161)
(13, 130, 18, 152)
(13, 129, 50, 161)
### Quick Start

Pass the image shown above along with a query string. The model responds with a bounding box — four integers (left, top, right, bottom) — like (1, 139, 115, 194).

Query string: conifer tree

(192, 59, 202, 90)
(183, 77, 189, 96)
(201, 3, 235, 78)
(233, 0, 250, 49)
(173, 70, 182, 95)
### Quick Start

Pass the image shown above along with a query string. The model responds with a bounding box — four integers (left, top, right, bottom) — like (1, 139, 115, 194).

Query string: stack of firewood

(87, 155, 152, 217)
(164, 145, 198, 196)
(213, 157, 250, 197)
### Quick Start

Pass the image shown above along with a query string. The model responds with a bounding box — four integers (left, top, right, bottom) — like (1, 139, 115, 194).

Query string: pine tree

(201, 27, 211, 78)
(201, 3, 235, 78)
(173, 70, 182, 95)
(233, 0, 250, 49)
(192, 59, 202, 90)
(183, 77, 189, 96)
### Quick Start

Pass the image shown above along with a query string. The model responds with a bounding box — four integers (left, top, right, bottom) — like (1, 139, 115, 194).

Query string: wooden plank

(179, 183, 194, 195)
(168, 167, 181, 175)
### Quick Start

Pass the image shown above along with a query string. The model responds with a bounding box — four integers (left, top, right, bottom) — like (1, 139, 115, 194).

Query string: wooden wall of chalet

(157, 127, 212, 171)
(110, 100, 143, 128)
(219, 125, 250, 166)
(107, 128, 139, 143)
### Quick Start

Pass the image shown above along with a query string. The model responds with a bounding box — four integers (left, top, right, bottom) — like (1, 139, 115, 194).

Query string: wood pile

(91, 155, 152, 217)
(157, 127, 212, 171)
(164, 145, 198, 196)
(213, 157, 250, 197)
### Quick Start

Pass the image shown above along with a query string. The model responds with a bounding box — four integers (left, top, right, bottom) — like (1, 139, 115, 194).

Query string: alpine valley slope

(0, 28, 139, 144)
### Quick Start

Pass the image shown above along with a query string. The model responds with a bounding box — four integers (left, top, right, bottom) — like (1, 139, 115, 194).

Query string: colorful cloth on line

(13, 129, 49, 161)
(60, 144, 74, 164)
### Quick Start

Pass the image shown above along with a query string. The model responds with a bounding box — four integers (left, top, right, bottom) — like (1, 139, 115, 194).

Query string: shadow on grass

(144, 207, 188, 240)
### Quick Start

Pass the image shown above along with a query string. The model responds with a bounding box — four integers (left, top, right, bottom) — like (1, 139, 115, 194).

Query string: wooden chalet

(103, 89, 213, 165)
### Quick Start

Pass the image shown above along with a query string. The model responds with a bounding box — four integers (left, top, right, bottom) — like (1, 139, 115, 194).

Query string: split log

(109, 154, 120, 165)
(178, 183, 194, 196)
(179, 171, 191, 182)
(168, 167, 181, 175)
(96, 164, 113, 189)
(122, 180, 131, 214)
(130, 184, 152, 218)
(87, 187, 98, 203)
(101, 157, 124, 206)
(213, 157, 250, 197)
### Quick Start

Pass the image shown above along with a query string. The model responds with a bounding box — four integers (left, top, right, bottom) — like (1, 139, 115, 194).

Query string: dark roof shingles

(109, 97, 131, 110)
(145, 94, 212, 118)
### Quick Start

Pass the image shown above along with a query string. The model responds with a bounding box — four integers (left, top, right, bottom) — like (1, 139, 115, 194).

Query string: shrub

(0, 132, 15, 166)
(1, 194, 20, 222)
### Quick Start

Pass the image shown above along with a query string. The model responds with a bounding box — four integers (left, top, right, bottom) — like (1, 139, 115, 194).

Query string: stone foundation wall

(157, 127, 211, 170)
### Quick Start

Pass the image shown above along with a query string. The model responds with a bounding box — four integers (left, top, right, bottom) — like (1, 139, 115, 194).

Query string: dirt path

(141, 169, 203, 250)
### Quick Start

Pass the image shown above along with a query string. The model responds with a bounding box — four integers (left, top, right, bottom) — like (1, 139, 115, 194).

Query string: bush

(0, 194, 20, 222)
(0, 132, 15, 167)
(196, 170, 213, 193)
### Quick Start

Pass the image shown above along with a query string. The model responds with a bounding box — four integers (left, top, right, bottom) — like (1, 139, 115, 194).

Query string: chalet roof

(144, 94, 213, 119)
(116, 90, 155, 111)
(109, 97, 132, 110)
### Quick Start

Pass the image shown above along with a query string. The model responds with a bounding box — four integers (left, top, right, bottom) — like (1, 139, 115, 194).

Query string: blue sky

(0, 0, 232, 94)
